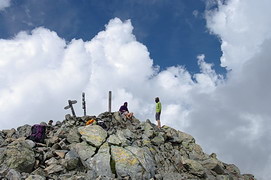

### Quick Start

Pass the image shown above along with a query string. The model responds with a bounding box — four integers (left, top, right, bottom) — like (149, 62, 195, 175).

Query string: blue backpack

(28, 124, 46, 143)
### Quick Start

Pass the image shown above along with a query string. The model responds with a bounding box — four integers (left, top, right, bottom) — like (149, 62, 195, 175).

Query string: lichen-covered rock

(143, 122, 154, 138)
(70, 141, 96, 161)
(183, 159, 205, 177)
(66, 127, 81, 144)
(16, 124, 32, 138)
(107, 134, 121, 145)
(202, 158, 225, 175)
(25, 175, 46, 180)
(125, 146, 156, 179)
(111, 146, 144, 179)
(151, 133, 164, 145)
(78, 125, 107, 147)
(85, 143, 113, 179)
(0, 111, 256, 180)
(6, 169, 21, 180)
(44, 164, 64, 174)
(5, 140, 36, 173)
(64, 150, 80, 170)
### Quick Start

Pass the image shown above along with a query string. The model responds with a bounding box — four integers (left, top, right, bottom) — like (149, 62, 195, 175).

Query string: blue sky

(0, 0, 223, 73)
(1, 1, 271, 180)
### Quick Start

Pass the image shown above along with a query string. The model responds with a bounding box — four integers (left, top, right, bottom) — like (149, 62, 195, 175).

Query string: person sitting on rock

(119, 102, 133, 120)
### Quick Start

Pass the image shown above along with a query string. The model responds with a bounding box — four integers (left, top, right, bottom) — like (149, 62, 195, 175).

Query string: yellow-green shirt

(156, 102, 162, 113)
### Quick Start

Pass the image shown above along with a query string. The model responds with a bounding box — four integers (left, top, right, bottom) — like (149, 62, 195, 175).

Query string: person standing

(155, 97, 162, 128)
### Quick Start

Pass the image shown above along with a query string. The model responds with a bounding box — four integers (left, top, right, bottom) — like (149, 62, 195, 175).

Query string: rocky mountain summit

(0, 112, 256, 180)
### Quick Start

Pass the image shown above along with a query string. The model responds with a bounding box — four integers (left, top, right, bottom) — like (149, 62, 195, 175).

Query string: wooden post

(64, 100, 77, 118)
(82, 92, 86, 116)
(108, 91, 112, 113)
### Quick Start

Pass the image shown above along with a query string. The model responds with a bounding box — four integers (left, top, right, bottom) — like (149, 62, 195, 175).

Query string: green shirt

(156, 102, 162, 113)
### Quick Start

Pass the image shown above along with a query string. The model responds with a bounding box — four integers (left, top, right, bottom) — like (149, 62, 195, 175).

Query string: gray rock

(5, 140, 36, 173)
(143, 122, 154, 138)
(151, 134, 165, 145)
(188, 143, 208, 160)
(0, 111, 256, 180)
(163, 172, 191, 180)
(125, 146, 156, 179)
(25, 175, 46, 180)
(0, 135, 5, 146)
(54, 150, 67, 159)
(16, 125, 32, 138)
(225, 164, 241, 176)
(0, 147, 6, 164)
(202, 158, 225, 175)
(116, 130, 129, 146)
(71, 141, 96, 161)
(107, 134, 121, 145)
(64, 150, 80, 170)
(25, 140, 36, 149)
(44, 164, 64, 174)
(183, 159, 205, 177)
(78, 125, 107, 147)
(111, 146, 143, 179)
(45, 136, 59, 147)
(242, 174, 256, 180)
(216, 175, 232, 180)
(85, 143, 113, 178)
(6, 169, 21, 180)
(3, 128, 16, 138)
(113, 112, 122, 122)
(66, 128, 81, 144)
(45, 157, 59, 166)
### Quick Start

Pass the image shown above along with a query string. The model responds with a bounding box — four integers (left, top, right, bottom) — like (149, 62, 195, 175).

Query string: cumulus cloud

(1, 1, 271, 178)
(205, 0, 271, 72)
(0, 17, 219, 130)
(0, 0, 11, 11)
(189, 0, 271, 179)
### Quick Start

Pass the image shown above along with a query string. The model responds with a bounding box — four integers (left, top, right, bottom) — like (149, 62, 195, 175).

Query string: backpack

(28, 124, 46, 143)
(97, 119, 108, 130)
(86, 119, 96, 126)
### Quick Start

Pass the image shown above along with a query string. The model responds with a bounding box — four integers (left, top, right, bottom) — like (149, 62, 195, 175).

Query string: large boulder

(125, 146, 156, 179)
(5, 140, 36, 173)
(183, 159, 205, 177)
(111, 146, 144, 179)
(202, 158, 225, 175)
(64, 150, 80, 170)
(66, 127, 81, 144)
(85, 143, 114, 179)
(78, 125, 107, 147)
(70, 141, 96, 162)
(16, 124, 32, 138)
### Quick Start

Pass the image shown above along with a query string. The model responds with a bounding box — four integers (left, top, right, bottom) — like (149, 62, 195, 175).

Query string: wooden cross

(64, 100, 77, 117)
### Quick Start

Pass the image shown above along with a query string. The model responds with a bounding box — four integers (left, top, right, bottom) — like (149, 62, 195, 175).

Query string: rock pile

(0, 112, 256, 180)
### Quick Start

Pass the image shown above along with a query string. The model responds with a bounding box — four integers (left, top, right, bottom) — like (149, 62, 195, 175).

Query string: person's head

(124, 102, 128, 106)
(48, 120, 53, 125)
(155, 97, 159, 103)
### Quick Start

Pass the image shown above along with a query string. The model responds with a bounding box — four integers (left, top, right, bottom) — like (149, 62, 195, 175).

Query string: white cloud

(1, 1, 271, 178)
(0, 0, 11, 11)
(206, 0, 271, 73)
(190, 0, 271, 179)
(0, 17, 218, 130)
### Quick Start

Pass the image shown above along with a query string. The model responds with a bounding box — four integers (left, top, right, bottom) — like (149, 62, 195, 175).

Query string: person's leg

(155, 112, 161, 128)
(157, 120, 161, 128)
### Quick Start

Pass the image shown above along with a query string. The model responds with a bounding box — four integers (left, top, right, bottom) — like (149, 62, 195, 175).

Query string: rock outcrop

(0, 112, 256, 180)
